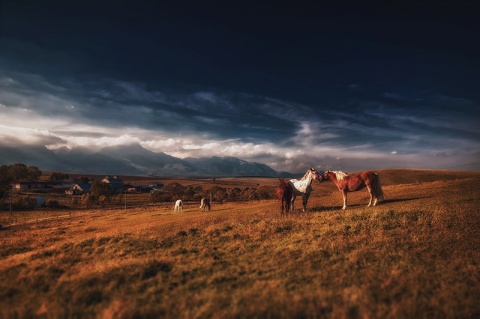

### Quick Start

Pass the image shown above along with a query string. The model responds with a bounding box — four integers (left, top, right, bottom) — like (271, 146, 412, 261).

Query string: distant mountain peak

(0, 143, 292, 177)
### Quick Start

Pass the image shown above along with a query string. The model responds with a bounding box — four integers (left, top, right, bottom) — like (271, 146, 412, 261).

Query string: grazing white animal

(174, 199, 183, 212)
(200, 197, 210, 211)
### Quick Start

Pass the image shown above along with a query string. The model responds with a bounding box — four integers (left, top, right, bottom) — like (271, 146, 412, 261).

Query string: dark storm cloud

(0, 68, 303, 142)
(3, 1, 478, 102)
(1, 0, 479, 171)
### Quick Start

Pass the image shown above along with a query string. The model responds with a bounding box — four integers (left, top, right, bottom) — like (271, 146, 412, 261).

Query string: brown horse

(200, 197, 211, 211)
(323, 170, 385, 210)
(276, 178, 293, 214)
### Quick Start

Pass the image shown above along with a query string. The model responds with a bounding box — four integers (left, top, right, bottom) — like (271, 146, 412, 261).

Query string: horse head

(309, 168, 324, 182)
(317, 170, 325, 181)
(323, 170, 331, 180)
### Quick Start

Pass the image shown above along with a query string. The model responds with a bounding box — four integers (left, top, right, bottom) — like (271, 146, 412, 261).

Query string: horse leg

(371, 181, 378, 206)
(342, 191, 347, 210)
(302, 194, 308, 212)
(367, 185, 373, 207)
(285, 188, 292, 213)
(290, 195, 295, 212)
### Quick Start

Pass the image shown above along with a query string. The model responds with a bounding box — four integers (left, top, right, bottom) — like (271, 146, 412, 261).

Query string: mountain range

(0, 143, 293, 177)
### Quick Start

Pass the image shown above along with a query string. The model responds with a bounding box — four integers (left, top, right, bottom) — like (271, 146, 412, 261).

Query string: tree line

(151, 183, 276, 204)
(0, 163, 42, 185)
(0, 163, 70, 186)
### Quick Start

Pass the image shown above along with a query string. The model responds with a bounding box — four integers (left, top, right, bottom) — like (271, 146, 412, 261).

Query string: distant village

(0, 163, 275, 211)
(9, 175, 164, 195)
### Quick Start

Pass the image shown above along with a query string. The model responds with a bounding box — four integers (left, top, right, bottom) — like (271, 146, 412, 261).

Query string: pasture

(1, 169, 479, 318)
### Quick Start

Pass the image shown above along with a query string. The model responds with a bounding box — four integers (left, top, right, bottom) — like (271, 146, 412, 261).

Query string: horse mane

(300, 168, 315, 181)
(332, 170, 349, 180)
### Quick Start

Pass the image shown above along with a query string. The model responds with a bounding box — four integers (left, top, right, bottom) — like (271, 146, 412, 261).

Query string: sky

(1, 1, 479, 173)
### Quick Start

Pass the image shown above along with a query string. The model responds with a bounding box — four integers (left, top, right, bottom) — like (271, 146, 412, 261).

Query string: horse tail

(372, 173, 385, 200)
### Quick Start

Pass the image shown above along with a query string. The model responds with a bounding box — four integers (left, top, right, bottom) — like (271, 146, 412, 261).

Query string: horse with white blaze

(288, 168, 323, 213)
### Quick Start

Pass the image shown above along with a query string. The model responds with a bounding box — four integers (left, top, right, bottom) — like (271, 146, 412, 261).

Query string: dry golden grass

(1, 169, 479, 318)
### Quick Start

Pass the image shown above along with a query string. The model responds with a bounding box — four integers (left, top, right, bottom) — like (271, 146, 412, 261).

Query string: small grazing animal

(200, 197, 210, 211)
(174, 199, 183, 212)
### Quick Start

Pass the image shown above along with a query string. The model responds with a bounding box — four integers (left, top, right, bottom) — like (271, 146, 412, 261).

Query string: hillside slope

(1, 170, 479, 318)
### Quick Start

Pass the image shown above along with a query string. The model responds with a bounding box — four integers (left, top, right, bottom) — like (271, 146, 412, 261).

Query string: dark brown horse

(277, 178, 293, 214)
(200, 197, 211, 211)
(323, 170, 385, 210)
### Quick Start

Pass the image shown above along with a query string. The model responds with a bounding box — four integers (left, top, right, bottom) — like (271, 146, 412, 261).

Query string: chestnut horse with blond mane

(323, 170, 385, 210)
(276, 178, 293, 214)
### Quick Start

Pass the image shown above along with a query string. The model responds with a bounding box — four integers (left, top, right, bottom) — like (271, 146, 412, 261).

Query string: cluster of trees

(49, 172, 69, 180)
(0, 195, 37, 210)
(0, 195, 63, 211)
(74, 176, 94, 183)
(75, 192, 124, 209)
(207, 185, 276, 202)
(151, 183, 276, 203)
(0, 163, 42, 186)
(0, 163, 72, 184)
(65, 180, 122, 208)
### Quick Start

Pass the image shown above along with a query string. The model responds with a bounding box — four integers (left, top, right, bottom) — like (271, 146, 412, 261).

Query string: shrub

(46, 199, 60, 208)
(71, 198, 80, 208)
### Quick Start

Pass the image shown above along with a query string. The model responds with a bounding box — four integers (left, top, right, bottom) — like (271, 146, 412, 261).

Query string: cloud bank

(1, 68, 479, 173)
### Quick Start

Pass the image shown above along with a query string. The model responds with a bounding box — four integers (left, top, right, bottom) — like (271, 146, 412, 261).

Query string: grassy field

(1, 169, 479, 318)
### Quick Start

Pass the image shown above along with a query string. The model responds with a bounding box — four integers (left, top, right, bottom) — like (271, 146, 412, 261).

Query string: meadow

(0, 169, 479, 318)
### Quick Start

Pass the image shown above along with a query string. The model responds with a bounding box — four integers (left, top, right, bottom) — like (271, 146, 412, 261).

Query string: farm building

(65, 183, 92, 195)
(9, 180, 64, 191)
(101, 175, 124, 191)
(150, 182, 164, 189)
(125, 185, 152, 193)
